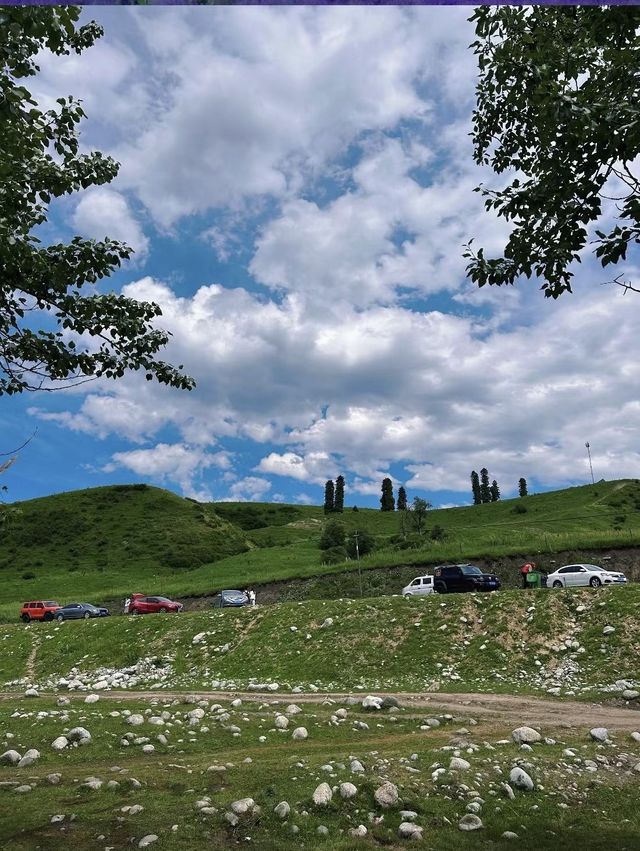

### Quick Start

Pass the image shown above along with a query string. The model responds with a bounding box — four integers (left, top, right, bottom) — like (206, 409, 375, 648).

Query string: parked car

(212, 590, 249, 608)
(402, 575, 436, 598)
(433, 564, 501, 594)
(55, 602, 110, 621)
(547, 563, 627, 589)
(129, 594, 183, 614)
(20, 600, 61, 623)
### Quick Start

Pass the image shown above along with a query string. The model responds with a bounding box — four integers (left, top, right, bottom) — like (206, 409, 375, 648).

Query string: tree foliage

(410, 496, 431, 535)
(323, 480, 335, 514)
(334, 475, 345, 513)
(346, 529, 375, 559)
(319, 519, 345, 550)
(479, 468, 491, 504)
(397, 485, 407, 511)
(465, 6, 640, 298)
(470, 470, 481, 505)
(380, 477, 395, 511)
(490, 479, 501, 502)
(518, 477, 528, 497)
(0, 7, 194, 394)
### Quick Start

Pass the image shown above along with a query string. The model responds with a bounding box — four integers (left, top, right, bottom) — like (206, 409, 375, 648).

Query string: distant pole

(353, 530, 363, 598)
(585, 442, 595, 484)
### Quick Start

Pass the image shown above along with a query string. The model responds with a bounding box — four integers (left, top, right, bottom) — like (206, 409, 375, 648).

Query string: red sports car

(129, 594, 183, 615)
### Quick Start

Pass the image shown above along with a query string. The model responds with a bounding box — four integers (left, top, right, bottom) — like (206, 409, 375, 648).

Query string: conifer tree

(380, 477, 395, 511)
(323, 480, 335, 514)
(518, 477, 528, 497)
(397, 486, 408, 511)
(490, 479, 501, 502)
(470, 470, 481, 505)
(334, 475, 345, 513)
(479, 468, 491, 504)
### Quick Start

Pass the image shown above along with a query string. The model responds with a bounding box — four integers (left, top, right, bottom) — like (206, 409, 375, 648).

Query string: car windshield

(586, 565, 606, 572)
(44, 601, 59, 607)
(155, 597, 173, 603)
(81, 603, 98, 610)
(460, 566, 483, 576)
(224, 590, 244, 596)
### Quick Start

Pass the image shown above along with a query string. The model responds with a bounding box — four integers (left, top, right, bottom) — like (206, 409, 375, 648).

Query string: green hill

(0, 478, 639, 622)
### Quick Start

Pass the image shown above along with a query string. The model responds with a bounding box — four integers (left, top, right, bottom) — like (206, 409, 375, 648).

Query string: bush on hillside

(430, 524, 446, 542)
(512, 503, 528, 514)
(346, 530, 376, 558)
(320, 545, 348, 564)
(319, 520, 346, 550)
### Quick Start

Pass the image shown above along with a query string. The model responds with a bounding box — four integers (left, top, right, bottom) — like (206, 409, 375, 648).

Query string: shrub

(512, 503, 528, 514)
(320, 546, 348, 565)
(430, 524, 446, 542)
(22, 571, 35, 580)
(319, 520, 346, 550)
(346, 530, 375, 558)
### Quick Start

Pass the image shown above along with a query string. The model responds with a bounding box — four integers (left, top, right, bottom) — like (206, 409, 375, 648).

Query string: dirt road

(2, 688, 638, 730)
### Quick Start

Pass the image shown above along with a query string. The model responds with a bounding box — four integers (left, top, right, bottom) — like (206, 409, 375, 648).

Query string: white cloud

(72, 189, 149, 258)
(227, 476, 272, 501)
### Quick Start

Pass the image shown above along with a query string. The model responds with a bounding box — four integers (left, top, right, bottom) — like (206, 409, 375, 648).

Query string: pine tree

(490, 479, 501, 502)
(479, 468, 491, 504)
(518, 477, 528, 497)
(470, 471, 481, 505)
(397, 486, 407, 511)
(334, 475, 345, 513)
(323, 480, 335, 514)
(380, 477, 395, 511)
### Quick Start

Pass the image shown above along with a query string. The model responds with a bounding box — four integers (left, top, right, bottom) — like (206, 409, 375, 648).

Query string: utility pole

(585, 442, 595, 485)
(353, 530, 363, 598)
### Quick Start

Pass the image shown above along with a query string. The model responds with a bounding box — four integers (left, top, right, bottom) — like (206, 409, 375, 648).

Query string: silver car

(402, 575, 435, 598)
(547, 563, 627, 589)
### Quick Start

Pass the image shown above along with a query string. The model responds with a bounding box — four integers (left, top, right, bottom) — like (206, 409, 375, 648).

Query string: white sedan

(402, 575, 435, 597)
(547, 563, 627, 589)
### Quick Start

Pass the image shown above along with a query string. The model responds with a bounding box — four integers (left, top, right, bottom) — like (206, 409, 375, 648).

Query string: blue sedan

(212, 590, 249, 609)
(55, 602, 110, 621)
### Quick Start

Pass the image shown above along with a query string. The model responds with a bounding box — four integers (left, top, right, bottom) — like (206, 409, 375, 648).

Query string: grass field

(2, 586, 638, 700)
(1, 479, 640, 622)
(1, 693, 639, 850)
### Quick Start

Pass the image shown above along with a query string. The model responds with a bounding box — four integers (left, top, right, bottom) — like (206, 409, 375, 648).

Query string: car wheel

(43, 612, 54, 622)
(56, 613, 64, 622)
(552, 580, 563, 589)
(21, 614, 30, 623)
(83, 611, 91, 619)
(159, 606, 167, 613)
(590, 576, 602, 588)
(404, 593, 412, 599)
(435, 582, 447, 594)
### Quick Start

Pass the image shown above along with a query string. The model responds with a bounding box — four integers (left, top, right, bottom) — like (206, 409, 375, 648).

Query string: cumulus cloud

(226, 476, 272, 501)
(72, 189, 149, 259)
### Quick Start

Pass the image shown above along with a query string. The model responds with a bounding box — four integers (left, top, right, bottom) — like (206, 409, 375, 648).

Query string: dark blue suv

(433, 564, 500, 594)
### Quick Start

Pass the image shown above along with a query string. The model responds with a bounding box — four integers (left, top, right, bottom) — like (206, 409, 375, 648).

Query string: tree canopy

(0, 6, 194, 394)
(465, 6, 640, 298)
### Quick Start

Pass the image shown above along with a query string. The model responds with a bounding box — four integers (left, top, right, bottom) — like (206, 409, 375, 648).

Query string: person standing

(124, 596, 131, 614)
(249, 589, 256, 607)
(520, 562, 534, 589)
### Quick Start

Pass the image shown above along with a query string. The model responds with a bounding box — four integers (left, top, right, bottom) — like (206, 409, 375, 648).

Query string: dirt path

(24, 635, 40, 682)
(2, 687, 638, 731)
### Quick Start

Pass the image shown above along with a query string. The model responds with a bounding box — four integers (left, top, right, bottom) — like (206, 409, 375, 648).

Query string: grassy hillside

(2, 586, 638, 699)
(1, 479, 639, 622)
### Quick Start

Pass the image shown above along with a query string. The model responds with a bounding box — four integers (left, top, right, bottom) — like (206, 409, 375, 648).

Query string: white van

(402, 575, 435, 598)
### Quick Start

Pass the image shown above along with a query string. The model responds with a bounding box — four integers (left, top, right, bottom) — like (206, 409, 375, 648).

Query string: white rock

(350, 759, 365, 773)
(138, 836, 158, 848)
(275, 715, 289, 730)
(449, 757, 471, 771)
(231, 797, 255, 815)
(603, 626, 615, 635)
(84, 694, 100, 704)
(274, 801, 290, 818)
(50, 815, 65, 824)
(67, 727, 91, 744)
(17, 749, 40, 768)
(374, 781, 399, 808)
(590, 727, 609, 743)
(292, 727, 308, 740)
(142, 744, 155, 754)
(312, 783, 333, 806)
(82, 777, 103, 790)
(192, 632, 206, 645)
(459, 814, 483, 831)
(502, 831, 519, 839)
(630, 732, 640, 743)
(622, 690, 639, 700)
(339, 782, 358, 800)
(362, 695, 383, 711)
(349, 825, 368, 838)
(127, 714, 144, 727)
(509, 767, 534, 792)
(286, 704, 302, 715)
(0, 750, 22, 766)
(15, 785, 32, 793)
(321, 618, 334, 628)
(399, 822, 423, 840)
(24, 688, 39, 698)
(511, 726, 541, 745)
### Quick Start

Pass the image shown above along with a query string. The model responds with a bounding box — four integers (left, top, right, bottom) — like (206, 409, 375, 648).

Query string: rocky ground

(2, 691, 640, 850)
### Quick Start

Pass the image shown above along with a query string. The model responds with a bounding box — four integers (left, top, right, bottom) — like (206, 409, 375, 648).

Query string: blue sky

(3, 6, 640, 509)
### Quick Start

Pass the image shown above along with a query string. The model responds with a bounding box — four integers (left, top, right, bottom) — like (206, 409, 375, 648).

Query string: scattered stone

(349, 825, 367, 838)
(603, 626, 615, 636)
(502, 831, 519, 840)
(230, 798, 255, 815)
(312, 783, 333, 806)
(374, 781, 399, 808)
(15, 785, 32, 794)
(449, 757, 471, 771)
(362, 695, 383, 711)
(509, 767, 534, 792)
(138, 836, 158, 848)
(398, 822, 423, 840)
(622, 690, 639, 700)
(17, 749, 40, 768)
(82, 777, 103, 791)
(274, 801, 290, 819)
(68, 727, 91, 744)
(84, 694, 100, 704)
(51, 736, 69, 751)
(24, 688, 39, 698)
(590, 727, 609, 743)
(0, 750, 21, 766)
(459, 814, 483, 831)
(339, 782, 358, 800)
(292, 727, 308, 740)
(51, 815, 65, 824)
(127, 715, 145, 727)
(511, 726, 541, 745)
(350, 759, 365, 773)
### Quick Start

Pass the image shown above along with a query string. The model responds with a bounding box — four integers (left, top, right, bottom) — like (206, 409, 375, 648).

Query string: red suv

(20, 601, 61, 623)
(129, 594, 183, 615)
